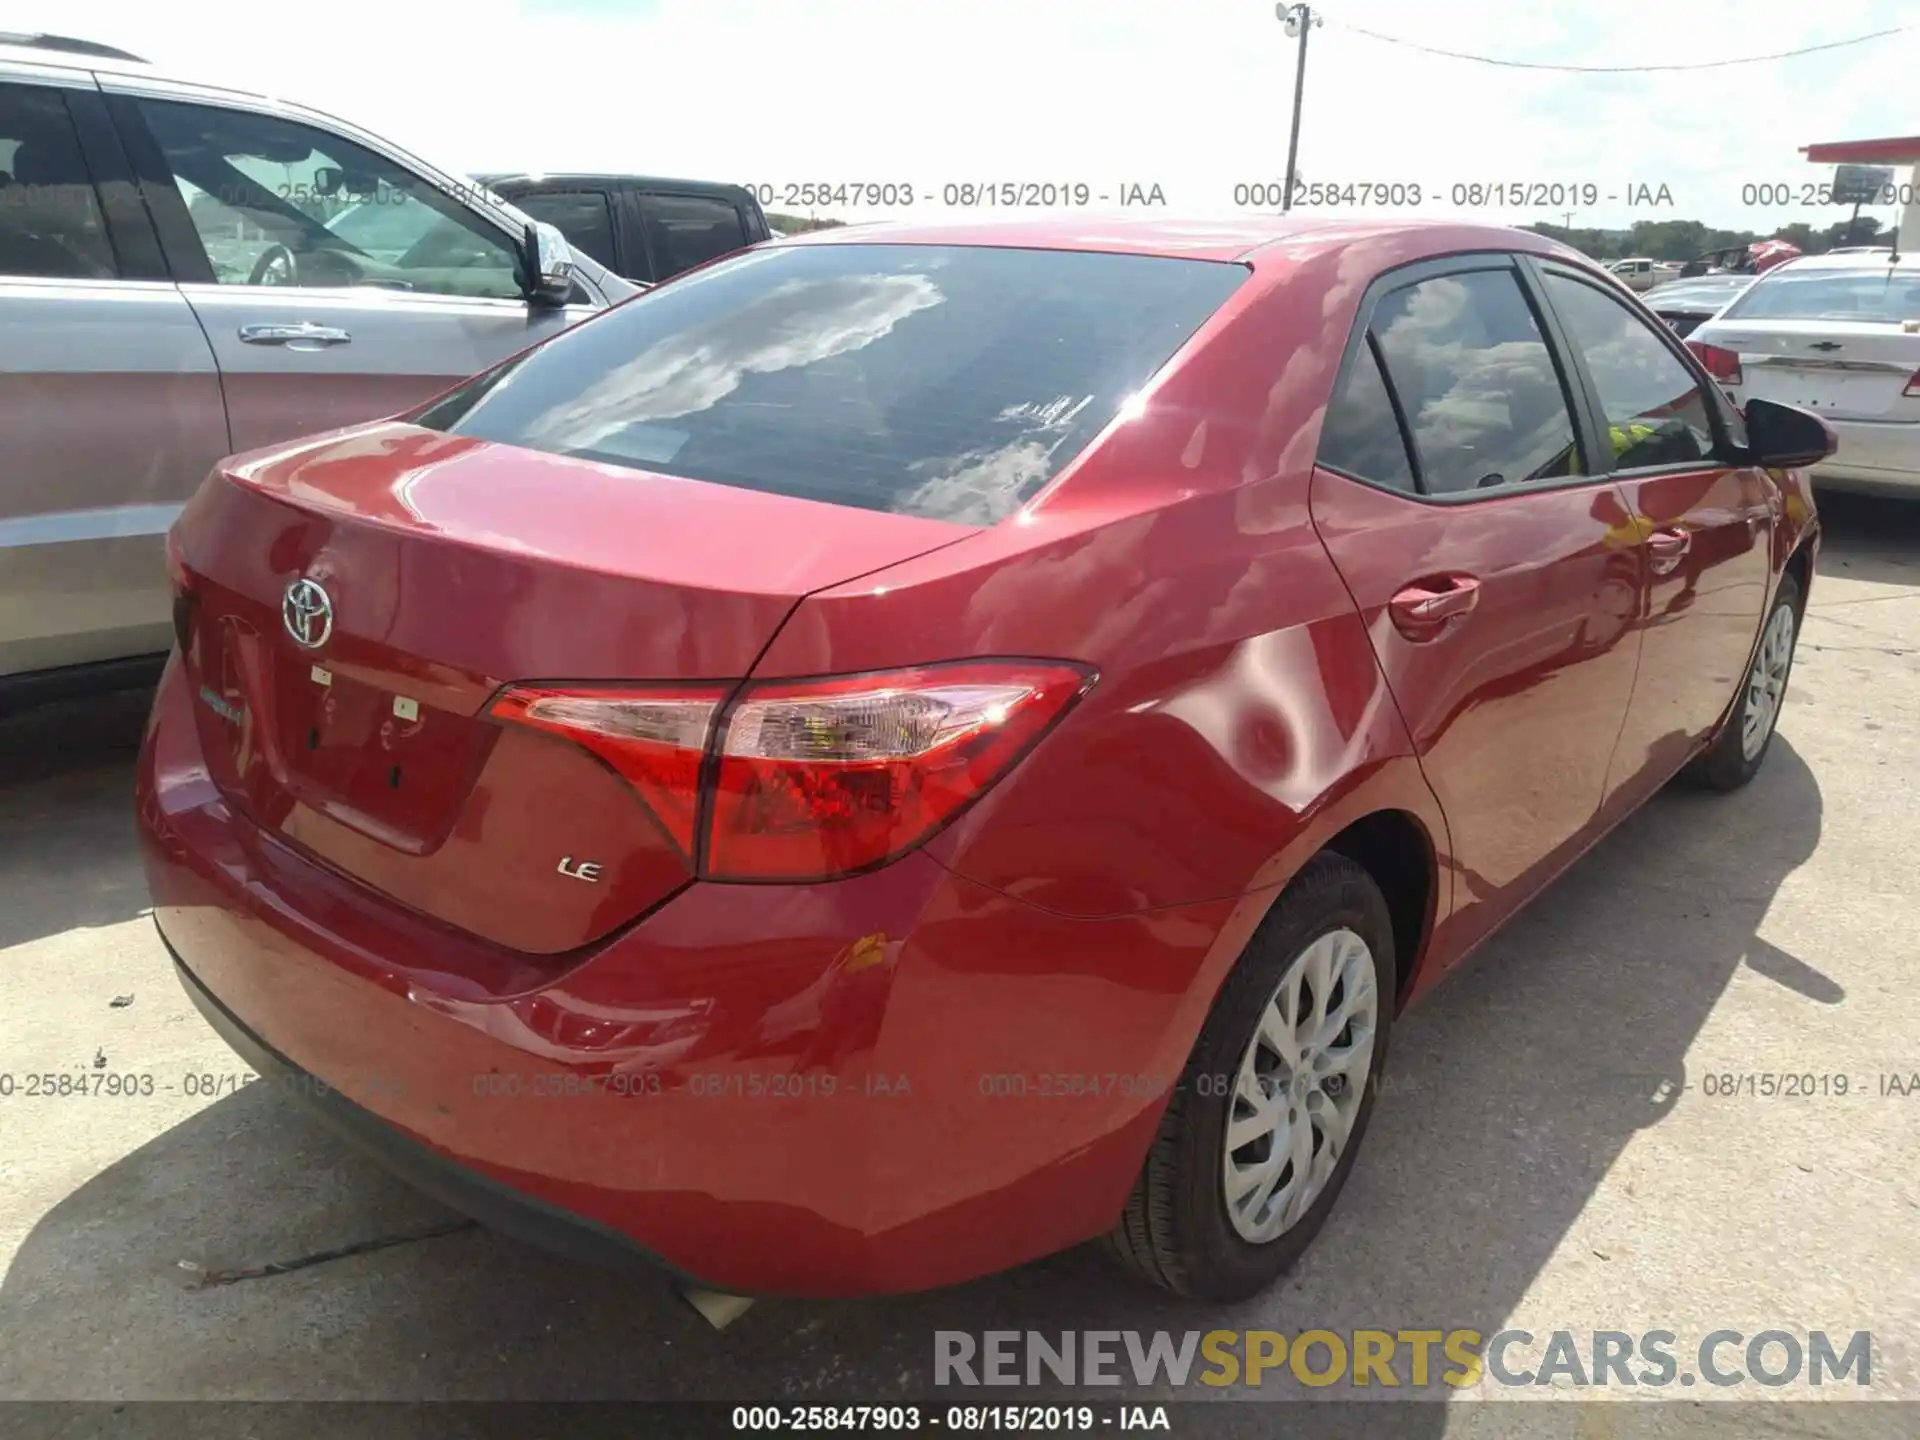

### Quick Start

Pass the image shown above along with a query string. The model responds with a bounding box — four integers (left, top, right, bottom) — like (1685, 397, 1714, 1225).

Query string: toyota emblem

(282, 577, 334, 650)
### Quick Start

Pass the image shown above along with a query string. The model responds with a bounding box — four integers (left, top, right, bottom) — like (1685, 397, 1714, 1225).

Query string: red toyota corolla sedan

(138, 217, 1829, 1303)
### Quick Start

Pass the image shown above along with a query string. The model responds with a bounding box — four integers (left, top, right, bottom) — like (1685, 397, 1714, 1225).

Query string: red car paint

(137, 217, 1819, 1297)
(1749, 238, 1802, 273)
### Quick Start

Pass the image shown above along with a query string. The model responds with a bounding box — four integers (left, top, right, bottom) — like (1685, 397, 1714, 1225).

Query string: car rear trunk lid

(1708, 319, 1920, 422)
(170, 423, 972, 955)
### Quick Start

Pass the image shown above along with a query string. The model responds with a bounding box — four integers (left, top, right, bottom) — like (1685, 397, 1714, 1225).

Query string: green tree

(1522, 223, 1632, 260)
(1520, 216, 1898, 264)
(1627, 220, 1710, 260)
(1825, 214, 1885, 248)
(767, 211, 846, 234)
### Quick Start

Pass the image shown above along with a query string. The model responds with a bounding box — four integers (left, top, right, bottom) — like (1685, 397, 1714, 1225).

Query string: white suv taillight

(490, 661, 1094, 879)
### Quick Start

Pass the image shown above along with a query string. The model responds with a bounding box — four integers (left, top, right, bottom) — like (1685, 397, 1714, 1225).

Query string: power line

(1334, 21, 1909, 73)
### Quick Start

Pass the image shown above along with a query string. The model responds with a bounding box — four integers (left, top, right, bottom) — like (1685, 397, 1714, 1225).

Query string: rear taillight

(166, 528, 196, 652)
(489, 661, 1094, 880)
(1903, 368, 1920, 398)
(708, 662, 1093, 879)
(487, 686, 724, 857)
(1687, 340, 1743, 386)
(165, 528, 190, 590)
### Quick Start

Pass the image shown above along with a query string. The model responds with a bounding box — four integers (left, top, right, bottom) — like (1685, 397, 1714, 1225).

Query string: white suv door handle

(238, 323, 352, 347)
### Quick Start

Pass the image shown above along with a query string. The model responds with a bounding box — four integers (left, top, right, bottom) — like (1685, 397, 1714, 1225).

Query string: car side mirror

(1743, 398, 1837, 469)
(517, 220, 575, 309)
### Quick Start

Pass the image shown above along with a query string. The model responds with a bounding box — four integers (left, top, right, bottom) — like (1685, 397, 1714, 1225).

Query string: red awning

(1802, 137, 1920, 164)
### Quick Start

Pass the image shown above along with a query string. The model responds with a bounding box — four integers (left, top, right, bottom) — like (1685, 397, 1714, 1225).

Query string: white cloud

(19, 0, 1920, 231)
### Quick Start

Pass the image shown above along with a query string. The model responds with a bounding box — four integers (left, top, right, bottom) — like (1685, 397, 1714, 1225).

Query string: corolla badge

(282, 578, 334, 650)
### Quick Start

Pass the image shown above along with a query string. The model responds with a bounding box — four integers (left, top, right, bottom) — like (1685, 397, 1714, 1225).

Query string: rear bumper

(137, 652, 1238, 1296)
(1809, 464, 1920, 496)
(168, 941, 687, 1281)
(1809, 418, 1920, 493)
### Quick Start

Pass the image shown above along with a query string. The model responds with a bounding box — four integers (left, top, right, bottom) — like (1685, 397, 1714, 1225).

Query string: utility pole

(1277, 4, 1322, 213)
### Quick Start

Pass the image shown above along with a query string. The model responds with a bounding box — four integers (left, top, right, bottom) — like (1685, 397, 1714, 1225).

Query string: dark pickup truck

(476, 173, 771, 285)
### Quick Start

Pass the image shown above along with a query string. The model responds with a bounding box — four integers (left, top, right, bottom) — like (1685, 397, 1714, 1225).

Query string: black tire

(1106, 853, 1397, 1301)
(1682, 572, 1802, 793)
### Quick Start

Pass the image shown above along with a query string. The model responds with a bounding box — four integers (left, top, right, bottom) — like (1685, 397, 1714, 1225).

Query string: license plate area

(269, 655, 492, 851)
(1749, 362, 1905, 419)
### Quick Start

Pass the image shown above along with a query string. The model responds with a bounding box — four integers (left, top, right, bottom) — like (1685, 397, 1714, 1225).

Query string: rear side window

(415, 243, 1247, 524)
(513, 191, 618, 272)
(1319, 339, 1417, 493)
(639, 193, 749, 278)
(1370, 269, 1584, 496)
(1721, 267, 1920, 324)
(0, 82, 117, 280)
(1542, 273, 1716, 469)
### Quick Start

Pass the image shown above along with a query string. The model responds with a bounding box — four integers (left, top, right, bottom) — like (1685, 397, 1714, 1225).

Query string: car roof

(1645, 283, 1751, 307)
(1650, 274, 1753, 289)
(476, 172, 757, 199)
(0, 35, 213, 87)
(0, 35, 340, 114)
(0, 31, 147, 63)
(777, 214, 1572, 265)
(1768, 250, 1920, 273)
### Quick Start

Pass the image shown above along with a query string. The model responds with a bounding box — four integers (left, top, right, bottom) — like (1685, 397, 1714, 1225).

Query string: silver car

(0, 32, 638, 707)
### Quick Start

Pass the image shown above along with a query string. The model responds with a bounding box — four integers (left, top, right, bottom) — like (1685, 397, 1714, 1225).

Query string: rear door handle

(1389, 574, 1481, 640)
(238, 322, 352, 347)
(1646, 526, 1692, 574)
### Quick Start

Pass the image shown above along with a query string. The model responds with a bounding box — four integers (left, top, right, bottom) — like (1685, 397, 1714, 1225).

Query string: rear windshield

(1721, 268, 1920, 324)
(414, 243, 1248, 524)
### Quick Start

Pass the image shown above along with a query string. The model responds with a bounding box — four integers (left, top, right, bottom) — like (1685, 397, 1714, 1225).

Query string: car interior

(0, 112, 117, 280)
(140, 103, 523, 299)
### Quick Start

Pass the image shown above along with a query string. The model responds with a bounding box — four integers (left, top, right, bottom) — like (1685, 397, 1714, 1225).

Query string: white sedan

(1688, 252, 1920, 497)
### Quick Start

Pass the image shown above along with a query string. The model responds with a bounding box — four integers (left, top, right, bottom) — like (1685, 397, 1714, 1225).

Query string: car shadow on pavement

(1813, 489, 1920, 591)
(0, 728, 1826, 1432)
(0, 687, 156, 950)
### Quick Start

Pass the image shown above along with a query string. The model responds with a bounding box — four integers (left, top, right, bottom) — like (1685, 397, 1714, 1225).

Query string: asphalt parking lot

(1, 491, 1916, 1436)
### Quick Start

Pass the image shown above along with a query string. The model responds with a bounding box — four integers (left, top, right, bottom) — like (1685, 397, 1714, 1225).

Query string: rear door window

(1318, 339, 1418, 493)
(1369, 268, 1585, 496)
(416, 242, 1248, 524)
(512, 190, 619, 272)
(0, 82, 118, 280)
(637, 192, 750, 278)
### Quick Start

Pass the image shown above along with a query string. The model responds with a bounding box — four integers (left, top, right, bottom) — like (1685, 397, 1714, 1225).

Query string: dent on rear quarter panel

(750, 235, 1456, 928)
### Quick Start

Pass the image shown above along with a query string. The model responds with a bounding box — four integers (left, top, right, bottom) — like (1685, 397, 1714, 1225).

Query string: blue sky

(24, 0, 1920, 232)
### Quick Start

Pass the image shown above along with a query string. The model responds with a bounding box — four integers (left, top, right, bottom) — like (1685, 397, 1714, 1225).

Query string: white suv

(0, 32, 638, 706)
